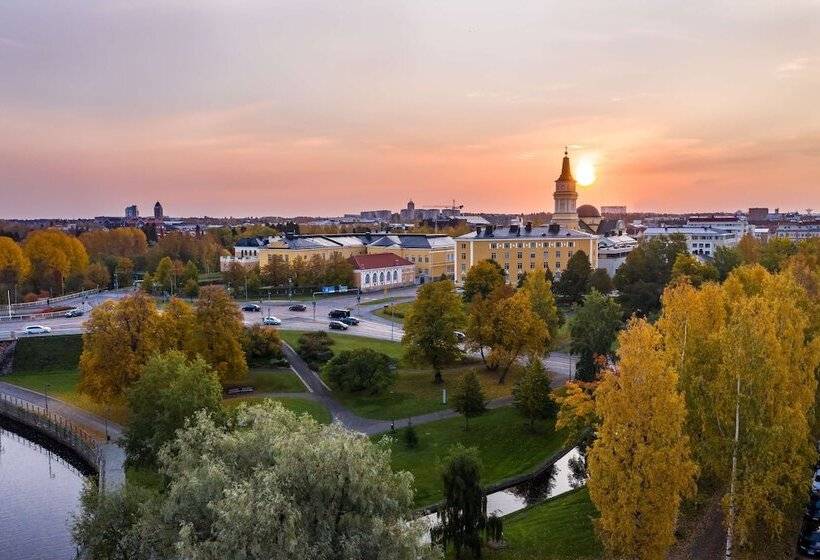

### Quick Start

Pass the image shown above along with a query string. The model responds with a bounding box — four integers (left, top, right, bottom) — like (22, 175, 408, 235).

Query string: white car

(262, 316, 282, 326)
(24, 325, 52, 335)
(812, 468, 820, 494)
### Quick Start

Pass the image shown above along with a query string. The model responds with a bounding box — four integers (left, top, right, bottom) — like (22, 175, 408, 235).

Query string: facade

(366, 234, 455, 283)
(685, 214, 752, 243)
(219, 236, 275, 271)
(600, 205, 627, 216)
(455, 150, 599, 284)
(643, 226, 734, 257)
(259, 235, 367, 268)
(349, 253, 416, 292)
(775, 220, 820, 240)
(125, 204, 139, 219)
(399, 200, 416, 223)
(595, 219, 637, 277)
(154, 201, 164, 220)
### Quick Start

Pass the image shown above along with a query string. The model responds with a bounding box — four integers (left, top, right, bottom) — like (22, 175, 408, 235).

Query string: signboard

(321, 285, 349, 293)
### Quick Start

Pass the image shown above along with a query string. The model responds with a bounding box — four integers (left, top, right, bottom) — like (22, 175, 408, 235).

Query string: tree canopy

(323, 348, 396, 394)
(554, 249, 592, 304)
(461, 259, 505, 303)
(613, 234, 687, 317)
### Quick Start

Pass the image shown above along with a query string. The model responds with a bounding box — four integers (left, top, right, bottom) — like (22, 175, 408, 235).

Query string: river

(0, 418, 90, 560)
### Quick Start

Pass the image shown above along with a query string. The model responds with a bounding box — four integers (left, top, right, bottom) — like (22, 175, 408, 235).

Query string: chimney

(475, 226, 482, 236)
(525, 221, 532, 233)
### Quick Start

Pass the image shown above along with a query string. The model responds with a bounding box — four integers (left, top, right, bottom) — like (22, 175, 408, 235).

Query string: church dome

(577, 204, 600, 218)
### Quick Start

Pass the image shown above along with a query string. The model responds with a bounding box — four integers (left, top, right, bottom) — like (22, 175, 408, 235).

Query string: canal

(0, 417, 91, 560)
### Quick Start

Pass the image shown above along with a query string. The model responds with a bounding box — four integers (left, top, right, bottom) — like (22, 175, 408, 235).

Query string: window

(380, 272, 385, 282)
(461, 253, 466, 260)
(530, 253, 535, 259)
(517, 242, 523, 248)
(517, 252, 523, 259)
(543, 261, 549, 268)
(530, 262, 535, 269)
(568, 251, 573, 258)
(365, 273, 370, 284)
(504, 263, 509, 270)
(490, 243, 497, 249)
(555, 262, 561, 269)
(504, 242, 510, 248)
(393, 270, 398, 281)
(517, 262, 523, 270)
(425, 257, 429, 263)
(568, 241, 574, 248)
(461, 243, 467, 249)
(504, 252, 510, 259)
(461, 264, 466, 272)
(491, 252, 496, 260)
(530, 242, 536, 248)
(556, 251, 561, 258)
(543, 252, 548, 259)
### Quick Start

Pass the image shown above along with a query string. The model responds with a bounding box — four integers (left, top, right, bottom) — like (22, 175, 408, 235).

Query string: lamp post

(44, 383, 50, 414)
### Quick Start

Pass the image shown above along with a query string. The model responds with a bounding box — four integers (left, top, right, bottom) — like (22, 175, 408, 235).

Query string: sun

(575, 159, 596, 186)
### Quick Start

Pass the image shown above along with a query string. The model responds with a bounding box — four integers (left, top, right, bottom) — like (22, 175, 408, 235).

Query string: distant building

(685, 214, 752, 243)
(600, 205, 627, 216)
(596, 219, 638, 277)
(154, 201, 164, 220)
(644, 226, 735, 257)
(748, 207, 769, 223)
(775, 220, 820, 240)
(125, 205, 139, 219)
(399, 200, 416, 222)
(367, 234, 455, 283)
(349, 253, 416, 292)
(359, 210, 392, 222)
(219, 236, 276, 271)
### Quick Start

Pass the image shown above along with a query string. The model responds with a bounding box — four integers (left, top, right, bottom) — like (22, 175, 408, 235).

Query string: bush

(182, 278, 199, 297)
(243, 325, 287, 367)
(403, 422, 419, 449)
(323, 348, 396, 394)
(296, 331, 334, 370)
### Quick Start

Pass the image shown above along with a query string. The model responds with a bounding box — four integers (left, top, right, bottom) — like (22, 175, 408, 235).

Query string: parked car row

(797, 463, 820, 557)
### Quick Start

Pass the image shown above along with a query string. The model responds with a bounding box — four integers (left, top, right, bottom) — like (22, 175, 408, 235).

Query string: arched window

(393, 270, 398, 281)
(365, 273, 370, 284)
(380, 272, 385, 283)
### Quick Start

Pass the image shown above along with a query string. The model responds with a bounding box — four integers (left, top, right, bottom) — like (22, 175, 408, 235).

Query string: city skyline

(2, 1, 819, 218)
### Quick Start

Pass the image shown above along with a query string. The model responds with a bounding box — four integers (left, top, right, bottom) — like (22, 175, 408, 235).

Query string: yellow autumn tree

(486, 290, 550, 384)
(587, 319, 697, 560)
(23, 229, 88, 294)
(79, 292, 163, 401)
(193, 286, 248, 383)
(159, 297, 197, 357)
(0, 237, 31, 302)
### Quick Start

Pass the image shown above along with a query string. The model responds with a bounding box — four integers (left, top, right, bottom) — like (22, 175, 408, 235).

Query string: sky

(1, 1, 819, 219)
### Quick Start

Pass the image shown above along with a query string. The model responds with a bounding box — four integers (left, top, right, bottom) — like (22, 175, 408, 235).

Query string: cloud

(776, 57, 811, 77)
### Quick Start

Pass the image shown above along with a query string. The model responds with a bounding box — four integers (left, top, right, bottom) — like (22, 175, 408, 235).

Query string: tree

(296, 331, 335, 369)
(159, 297, 197, 356)
(124, 351, 222, 465)
(554, 250, 592, 304)
(323, 349, 396, 394)
(402, 280, 465, 383)
(23, 229, 89, 294)
(182, 277, 199, 297)
(670, 253, 718, 287)
(85, 261, 111, 289)
(569, 290, 622, 381)
(261, 254, 290, 287)
(465, 285, 513, 368)
(114, 257, 134, 288)
(486, 290, 549, 383)
(140, 272, 155, 294)
(736, 234, 760, 263)
(451, 371, 487, 430)
(79, 228, 148, 263)
(193, 286, 248, 384)
(759, 237, 797, 272)
(154, 256, 175, 294)
(462, 259, 505, 302)
(520, 269, 560, 342)
(712, 245, 743, 281)
(438, 445, 486, 559)
(587, 319, 697, 560)
(78, 292, 163, 401)
(182, 260, 199, 285)
(512, 360, 554, 430)
(0, 237, 30, 303)
(588, 268, 613, 294)
(613, 234, 687, 317)
(242, 324, 285, 367)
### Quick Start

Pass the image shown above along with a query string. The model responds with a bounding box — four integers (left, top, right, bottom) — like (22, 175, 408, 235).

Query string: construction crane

(419, 200, 465, 233)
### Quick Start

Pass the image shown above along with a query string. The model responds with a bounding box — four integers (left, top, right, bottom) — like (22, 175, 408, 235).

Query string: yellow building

(256, 233, 455, 284)
(455, 151, 599, 284)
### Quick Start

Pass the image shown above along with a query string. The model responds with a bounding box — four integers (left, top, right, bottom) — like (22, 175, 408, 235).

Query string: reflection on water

(0, 419, 88, 560)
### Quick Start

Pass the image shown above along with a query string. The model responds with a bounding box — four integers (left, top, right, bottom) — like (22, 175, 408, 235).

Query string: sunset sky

(1, 1, 818, 218)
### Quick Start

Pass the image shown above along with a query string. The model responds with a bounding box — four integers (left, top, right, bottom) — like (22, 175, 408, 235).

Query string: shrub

(243, 325, 286, 367)
(323, 348, 396, 394)
(403, 422, 419, 449)
(182, 278, 199, 297)
(296, 331, 334, 370)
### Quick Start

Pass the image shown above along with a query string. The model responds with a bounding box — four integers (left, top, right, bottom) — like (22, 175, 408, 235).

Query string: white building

(219, 236, 276, 271)
(348, 253, 416, 292)
(597, 234, 639, 277)
(775, 220, 820, 241)
(685, 214, 753, 243)
(643, 226, 735, 258)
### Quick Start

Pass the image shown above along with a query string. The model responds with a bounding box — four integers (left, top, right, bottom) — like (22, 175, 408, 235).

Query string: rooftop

(458, 223, 597, 240)
(349, 253, 414, 270)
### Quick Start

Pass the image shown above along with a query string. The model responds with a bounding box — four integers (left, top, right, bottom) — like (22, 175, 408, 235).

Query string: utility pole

(6, 289, 10, 318)
(725, 374, 741, 559)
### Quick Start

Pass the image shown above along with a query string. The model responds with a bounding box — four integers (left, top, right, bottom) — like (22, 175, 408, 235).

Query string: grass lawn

(238, 367, 306, 393)
(279, 329, 524, 420)
(381, 406, 566, 507)
(223, 396, 332, 424)
(485, 488, 601, 560)
(12, 335, 83, 371)
(373, 301, 413, 324)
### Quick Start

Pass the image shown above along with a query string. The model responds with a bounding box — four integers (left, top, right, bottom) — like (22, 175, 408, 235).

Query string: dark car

(809, 495, 820, 522)
(328, 309, 351, 319)
(242, 304, 261, 312)
(799, 518, 820, 558)
(340, 316, 360, 326)
(454, 331, 466, 342)
(329, 320, 349, 331)
(64, 308, 84, 318)
(288, 304, 307, 312)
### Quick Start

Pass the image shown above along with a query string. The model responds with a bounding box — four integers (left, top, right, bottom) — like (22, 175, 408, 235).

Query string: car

(798, 518, 820, 557)
(262, 316, 282, 326)
(64, 308, 84, 318)
(808, 494, 820, 521)
(328, 309, 351, 319)
(241, 304, 261, 312)
(340, 316, 360, 326)
(288, 304, 307, 312)
(328, 320, 349, 331)
(454, 331, 466, 342)
(23, 325, 52, 335)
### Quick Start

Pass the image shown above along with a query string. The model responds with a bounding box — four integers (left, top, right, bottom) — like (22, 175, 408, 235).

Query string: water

(0, 418, 90, 560)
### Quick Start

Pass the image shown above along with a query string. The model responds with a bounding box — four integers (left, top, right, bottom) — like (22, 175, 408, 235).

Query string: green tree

(193, 286, 248, 384)
(613, 234, 687, 317)
(462, 259, 505, 302)
(570, 290, 622, 381)
(323, 348, 396, 394)
(465, 285, 513, 368)
(403, 280, 465, 383)
(512, 360, 555, 430)
(140, 272, 155, 294)
(114, 257, 134, 288)
(588, 319, 697, 560)
(182, 260, 199, 284)
(182, 277, 199, 297)
(554, 250, 592, 304)
(242, 324, 285, 367)
(124, 351, 222, 465)
(737, 234, 760, 263)
(588, 268, 613, 294)
(438, 445, 486, 559)
(486, 290, 549, 383)
(296, 331, 335, 369)
(520, 269, 560, 342)
(670, 253, 718, 287)
(154, 256, 175, 294)
(712, 245, 743, 280)
(452, 370, 487, 430)
(85, 261, 111, 289)
(759, 237, 797, 272)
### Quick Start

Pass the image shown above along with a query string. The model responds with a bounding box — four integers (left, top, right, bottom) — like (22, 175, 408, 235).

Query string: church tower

(551, 148, 579, 230)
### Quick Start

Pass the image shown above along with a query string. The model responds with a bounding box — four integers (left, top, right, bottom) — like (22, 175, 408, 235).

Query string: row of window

(363, 270, 400, 285)
(461, 261, 562, 272)
(459, 241, 576, 250)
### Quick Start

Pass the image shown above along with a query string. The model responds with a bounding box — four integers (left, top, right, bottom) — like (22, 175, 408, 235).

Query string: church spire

(557, 147, 574, 182)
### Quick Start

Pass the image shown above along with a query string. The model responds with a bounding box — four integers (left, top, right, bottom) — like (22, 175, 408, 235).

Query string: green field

(381, 406, 565, 507)
(223, 396, 332, 424)
(238, 368, 306, 392)
(373, 301, 413, 323)
(486, 488, 601, 560)
(12, 335, 83, 372)
(279, 329, 523, 419)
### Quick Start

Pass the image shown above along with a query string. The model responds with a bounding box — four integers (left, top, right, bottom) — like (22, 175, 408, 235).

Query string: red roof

(349, 253, 413, 270)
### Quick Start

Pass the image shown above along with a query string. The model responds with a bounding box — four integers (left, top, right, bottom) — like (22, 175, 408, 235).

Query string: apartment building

(366, 234, 455, 283)
(643, 226, 734, 257)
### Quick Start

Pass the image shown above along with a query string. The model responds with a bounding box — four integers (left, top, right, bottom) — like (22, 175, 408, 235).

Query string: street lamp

(288, 277, 293, 302)
(44, 383, 50, 414)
